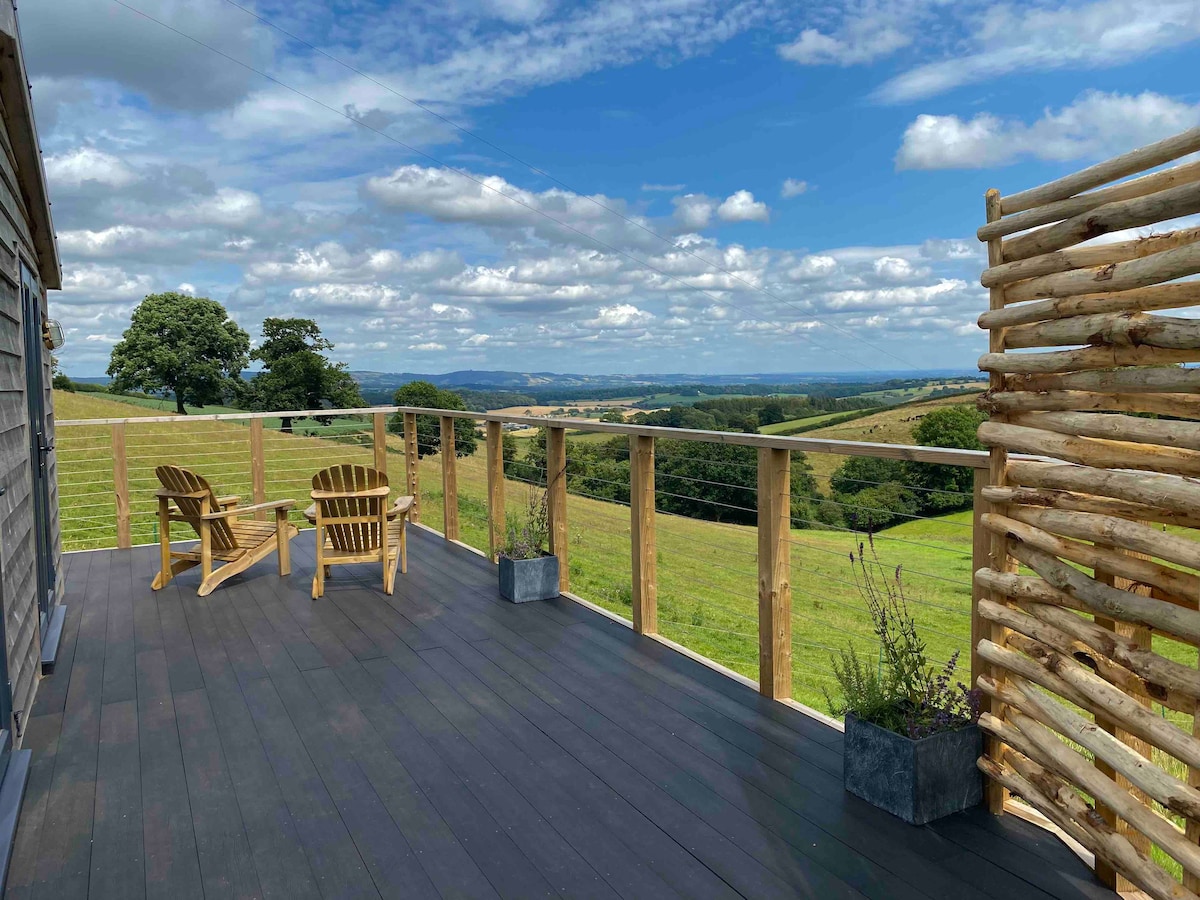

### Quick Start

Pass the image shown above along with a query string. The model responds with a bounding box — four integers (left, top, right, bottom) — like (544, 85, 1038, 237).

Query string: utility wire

(218, 0, 925, 372)
(113, 0, 912, 375)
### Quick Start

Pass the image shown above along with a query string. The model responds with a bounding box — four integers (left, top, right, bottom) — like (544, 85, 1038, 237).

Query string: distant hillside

(349, 369, 976, 392)
(799, 393, 984, 482)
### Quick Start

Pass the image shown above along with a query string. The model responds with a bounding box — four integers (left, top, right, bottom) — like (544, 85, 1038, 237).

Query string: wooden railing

(57, 403, 995, 718)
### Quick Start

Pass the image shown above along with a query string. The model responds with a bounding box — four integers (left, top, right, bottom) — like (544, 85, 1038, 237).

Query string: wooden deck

(4, 527, 1113, 900)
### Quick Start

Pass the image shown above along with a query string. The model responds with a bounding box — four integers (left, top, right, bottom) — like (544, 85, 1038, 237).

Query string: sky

(24, 0, 1200, 378)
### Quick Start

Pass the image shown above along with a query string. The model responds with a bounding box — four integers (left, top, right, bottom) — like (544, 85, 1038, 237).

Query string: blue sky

(25, 0, 1200, 377)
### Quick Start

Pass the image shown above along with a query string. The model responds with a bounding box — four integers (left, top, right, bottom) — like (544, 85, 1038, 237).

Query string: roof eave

(0, 3, 60, 290)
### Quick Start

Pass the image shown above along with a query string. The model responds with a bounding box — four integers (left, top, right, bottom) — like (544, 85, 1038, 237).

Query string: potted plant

(497, 486, 560, 603)
(824, 538, 982, 825)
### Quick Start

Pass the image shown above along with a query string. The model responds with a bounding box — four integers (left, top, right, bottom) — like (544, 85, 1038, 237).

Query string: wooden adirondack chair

(305, 464, 413, 599)
(152, 465, 298, 596)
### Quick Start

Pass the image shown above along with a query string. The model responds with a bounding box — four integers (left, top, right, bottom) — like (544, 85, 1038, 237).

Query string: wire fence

(56, 409, 979, 716)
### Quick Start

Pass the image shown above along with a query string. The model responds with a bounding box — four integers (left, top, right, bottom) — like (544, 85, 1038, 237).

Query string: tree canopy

(107, 292, 249, 414)
(240, 318, 363, 432)
(825, 402, 986, 531)
(388, 381, 478, 458)
(907, 405, 986, 510)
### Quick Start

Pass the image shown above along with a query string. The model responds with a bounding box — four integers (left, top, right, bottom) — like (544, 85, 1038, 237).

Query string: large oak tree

(240, 318, 363, 432)
(107, 292, 250, 414)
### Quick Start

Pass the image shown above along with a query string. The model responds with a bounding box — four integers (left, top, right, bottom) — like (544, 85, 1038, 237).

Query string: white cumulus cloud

(45, 146, 138, 188)
(896, 91, 1200, 170)
(716, 190, 769, 223)
(781, 178, 809, 198)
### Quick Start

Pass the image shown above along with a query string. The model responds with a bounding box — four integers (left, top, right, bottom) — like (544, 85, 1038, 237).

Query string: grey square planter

(498, 554, 560, 603)
(844, 712, 983, 825)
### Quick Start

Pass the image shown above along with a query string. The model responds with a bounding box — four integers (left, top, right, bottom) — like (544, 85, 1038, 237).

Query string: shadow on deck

(5, 528, 1113, 899)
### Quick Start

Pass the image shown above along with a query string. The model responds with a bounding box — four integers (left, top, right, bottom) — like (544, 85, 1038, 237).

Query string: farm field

(796, 392, 983, 483)
(55, 389, 980, 714)
(854, 381, 987, 404)
(489, 402, 634, 417)
(758, 409, 877, 435)
(59, 390, 372, 435)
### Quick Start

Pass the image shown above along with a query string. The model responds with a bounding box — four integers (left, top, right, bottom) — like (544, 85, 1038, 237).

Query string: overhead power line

(111, 0, 922, 374)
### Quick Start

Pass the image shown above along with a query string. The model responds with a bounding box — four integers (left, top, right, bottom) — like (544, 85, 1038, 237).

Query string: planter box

(499, 554, 560, 603)
(844, 712, 982, 825)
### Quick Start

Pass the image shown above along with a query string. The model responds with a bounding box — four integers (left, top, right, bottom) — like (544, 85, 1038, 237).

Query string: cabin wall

(0, 78, 58, 743)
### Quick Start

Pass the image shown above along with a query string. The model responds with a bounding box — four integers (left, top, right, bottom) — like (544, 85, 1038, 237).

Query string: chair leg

(200, 519, 213, 584)
(152, 498, 172, 590)
(381, 511, 391, 594)
(276, 508, 291, 576)
(400, 518, 408, 575)
(312, 524, 325, 599)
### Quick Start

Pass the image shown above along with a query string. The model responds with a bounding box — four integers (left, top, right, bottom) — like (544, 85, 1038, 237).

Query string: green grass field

(758, 409, 878, 435)
(59, 390, 373, 436)
(53, 390, 979, 714)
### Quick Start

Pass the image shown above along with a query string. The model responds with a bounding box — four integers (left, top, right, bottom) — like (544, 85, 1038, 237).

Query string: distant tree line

(360, 377, 978, 412)
(629, 394, 875, 433)
(824, 405, 986, 531)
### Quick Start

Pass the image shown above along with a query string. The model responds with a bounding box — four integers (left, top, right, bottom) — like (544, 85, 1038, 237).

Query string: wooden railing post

(404, 411, 419, 522)
(486, 421, 504, 561)
(250, 418, 266, 520)
(373, 411, 388, 480)
(757, 447, 791, 700)
(112, 422, 130, 549)
(630, 435, 657, 635)
(441, 416, 458, 541)
(547, 426, 569, 592)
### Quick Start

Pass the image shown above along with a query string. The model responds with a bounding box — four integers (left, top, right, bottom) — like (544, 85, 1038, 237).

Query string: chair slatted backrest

(313, 465, 388, 552)
(155, 464, 239, 551)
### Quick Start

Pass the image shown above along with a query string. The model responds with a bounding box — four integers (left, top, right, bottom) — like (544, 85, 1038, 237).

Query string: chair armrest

(303, 503, 317, 524)
(217, 495, 241, 508)
(201, 499, 295, 519)
(310, 486, 391, 499)
(388, 496, 415, 519)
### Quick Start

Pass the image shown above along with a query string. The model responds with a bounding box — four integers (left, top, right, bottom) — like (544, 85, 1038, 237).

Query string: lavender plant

(499, 484, 551, 561)
(823, 536, 980, 739)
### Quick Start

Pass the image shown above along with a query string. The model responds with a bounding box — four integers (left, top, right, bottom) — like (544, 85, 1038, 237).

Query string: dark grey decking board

(5, 531, 1115, 900)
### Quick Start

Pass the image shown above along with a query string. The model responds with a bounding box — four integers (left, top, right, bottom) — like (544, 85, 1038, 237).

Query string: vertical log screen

(974, 125, 1200, 900)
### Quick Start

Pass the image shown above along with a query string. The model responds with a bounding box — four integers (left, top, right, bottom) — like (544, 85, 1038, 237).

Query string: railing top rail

(57, 403, 995, 468)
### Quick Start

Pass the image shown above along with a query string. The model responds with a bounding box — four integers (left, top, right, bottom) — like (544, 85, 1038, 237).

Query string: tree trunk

(175, 393, 186, 415)
(281, 416, 293, 434)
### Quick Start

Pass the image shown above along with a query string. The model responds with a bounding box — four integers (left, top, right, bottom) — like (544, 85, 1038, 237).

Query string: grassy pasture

(758, 409, 875, 435)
